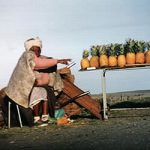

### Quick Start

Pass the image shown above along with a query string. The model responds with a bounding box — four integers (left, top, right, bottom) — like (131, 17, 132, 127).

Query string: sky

(0, 0, 150, 94)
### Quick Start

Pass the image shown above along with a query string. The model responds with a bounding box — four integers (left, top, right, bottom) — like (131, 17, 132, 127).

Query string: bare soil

(0, 109, 150, 150)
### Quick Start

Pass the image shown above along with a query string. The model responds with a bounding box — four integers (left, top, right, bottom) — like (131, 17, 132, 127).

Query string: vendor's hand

(57, 59, 72, 65)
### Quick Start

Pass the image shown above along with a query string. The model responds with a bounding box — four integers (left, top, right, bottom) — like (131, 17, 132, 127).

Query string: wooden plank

(62, 79, 102, 119)
(125, 63, 150, 67)
(79, 63, 150, 71)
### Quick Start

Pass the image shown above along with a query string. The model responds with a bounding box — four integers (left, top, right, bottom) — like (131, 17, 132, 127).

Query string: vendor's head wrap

(24, 37, 42, 51)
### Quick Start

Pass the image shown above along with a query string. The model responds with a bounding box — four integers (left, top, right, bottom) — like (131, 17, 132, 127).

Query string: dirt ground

(0, 109, 150, 150)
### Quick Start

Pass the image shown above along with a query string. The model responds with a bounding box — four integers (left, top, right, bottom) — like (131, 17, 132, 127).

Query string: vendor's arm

(57, 59, 72, 65)
(34, 55, 57, 70)
(34, 55, 71, 70)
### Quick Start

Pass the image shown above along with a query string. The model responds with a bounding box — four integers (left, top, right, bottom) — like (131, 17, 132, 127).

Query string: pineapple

(125, 39, 136, 64)
(117, 44, 126, 68)
(89, 46, 99, 68)
(135, 40, 145, 64)
(145, 42, 150, 63)
(80, 50, 90, 70)
(98, 45, 108, 67)
(108, 44, 117, 67)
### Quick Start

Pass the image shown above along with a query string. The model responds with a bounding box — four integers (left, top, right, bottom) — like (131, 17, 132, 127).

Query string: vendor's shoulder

(20, 51, 35, 62)
(22, 50, 34, 56)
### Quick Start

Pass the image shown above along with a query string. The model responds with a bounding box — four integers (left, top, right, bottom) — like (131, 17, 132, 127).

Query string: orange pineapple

(98, 45, 108, 67)
(117, 44, 126, 68)
(108, 44, 117, 67)
(145, 42, 150, 63)
(89, 46, 99, 68)
(125, 39, 136, 64)
(80, 50, 90, 70)
(135, 40, 145, 64)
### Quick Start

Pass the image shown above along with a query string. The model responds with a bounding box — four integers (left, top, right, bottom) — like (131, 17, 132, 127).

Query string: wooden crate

(62, 79, 102, 119)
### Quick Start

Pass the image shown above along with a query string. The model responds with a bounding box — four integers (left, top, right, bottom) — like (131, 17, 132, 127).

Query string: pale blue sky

(0, 0, 150, 94)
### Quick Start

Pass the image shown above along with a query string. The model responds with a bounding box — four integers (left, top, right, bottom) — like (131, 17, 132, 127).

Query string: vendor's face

(31, 46, 41, 57)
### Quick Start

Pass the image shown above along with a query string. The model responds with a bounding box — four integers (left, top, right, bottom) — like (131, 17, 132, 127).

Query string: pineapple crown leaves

(116, 44, 125, 56)
(124, 38, 136, 53)
(82, 49, 89, 58)
(107, 43, 117, 56)
(145, 41, 150, 51)
(136, 40, 146, 53)
(118, 44, 125, 55)
(98, 45, 107, 56)
(90, 45, 99, 56)
(96, 45, 101, 51)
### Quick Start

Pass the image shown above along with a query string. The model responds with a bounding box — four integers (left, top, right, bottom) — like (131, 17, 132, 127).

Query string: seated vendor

(4, 37, 71, 127)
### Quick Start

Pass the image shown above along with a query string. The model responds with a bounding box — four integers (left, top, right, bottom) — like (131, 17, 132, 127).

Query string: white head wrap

(24, 37, 42, 51)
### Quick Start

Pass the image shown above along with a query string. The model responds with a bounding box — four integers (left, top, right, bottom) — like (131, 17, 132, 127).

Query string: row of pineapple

(80, 39, 150, 70)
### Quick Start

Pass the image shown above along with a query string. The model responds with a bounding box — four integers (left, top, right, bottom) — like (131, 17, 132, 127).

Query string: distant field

(91, 90, 150, 108)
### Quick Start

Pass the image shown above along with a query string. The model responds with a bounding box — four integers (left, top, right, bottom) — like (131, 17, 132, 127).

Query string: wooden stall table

(80, 64, 150, 120)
